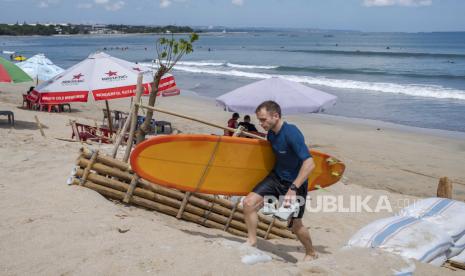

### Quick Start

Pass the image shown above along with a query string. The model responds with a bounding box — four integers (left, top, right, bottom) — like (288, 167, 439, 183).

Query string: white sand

(1, 82, 464, 275)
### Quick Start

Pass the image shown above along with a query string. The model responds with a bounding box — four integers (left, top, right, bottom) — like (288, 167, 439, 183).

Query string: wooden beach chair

(71, 121, 114, 143)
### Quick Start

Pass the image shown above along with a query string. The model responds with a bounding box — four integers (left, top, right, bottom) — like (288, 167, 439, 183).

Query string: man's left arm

(292, 157, 315, 188)
(284, 157, 315, 207)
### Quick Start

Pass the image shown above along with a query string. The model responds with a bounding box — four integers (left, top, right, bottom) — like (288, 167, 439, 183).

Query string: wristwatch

(289, 184, 298, 191)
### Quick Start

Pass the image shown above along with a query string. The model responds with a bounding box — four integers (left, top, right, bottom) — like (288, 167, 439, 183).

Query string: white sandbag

(428, 254, 447, 267)
(447, 234, 465, 258)
(347, 216, 453, 266)
(398, 197, 465, 242)
(450, 250, 465, 263)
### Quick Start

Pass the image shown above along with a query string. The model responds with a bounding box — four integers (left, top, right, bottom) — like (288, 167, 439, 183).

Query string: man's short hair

(232, 112, 240, 119)
(244, 115, 250, 121)
(255, 101, 282, 118)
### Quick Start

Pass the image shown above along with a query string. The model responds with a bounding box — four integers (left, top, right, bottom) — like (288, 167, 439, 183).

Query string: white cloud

(160, 0, 171, 8)
(37, 0, 60, 8)
(93, 0, 125, 11)
(232, 0, 244, 6)
(159, 0, 189, 8)
(104, 0, 124, 11)
(77, 3, 93, 9)
(364, 0, 432, 6)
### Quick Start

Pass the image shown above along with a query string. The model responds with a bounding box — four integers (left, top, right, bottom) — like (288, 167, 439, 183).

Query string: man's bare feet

(303, 252, 319, 261)
(244, 239, 257, 247)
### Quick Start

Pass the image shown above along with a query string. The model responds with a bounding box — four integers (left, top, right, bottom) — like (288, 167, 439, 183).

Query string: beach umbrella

(16, 53, 64, 82)
(0, 56, 33, 83)
(216, 77, 337, 115)
(28, 52, 179, 104)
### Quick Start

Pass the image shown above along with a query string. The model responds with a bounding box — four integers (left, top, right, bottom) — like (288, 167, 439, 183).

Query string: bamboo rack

(69, 148, 295, 240)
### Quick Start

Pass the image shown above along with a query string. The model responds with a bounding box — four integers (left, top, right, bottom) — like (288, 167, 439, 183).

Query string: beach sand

(1, 82, 464, 275)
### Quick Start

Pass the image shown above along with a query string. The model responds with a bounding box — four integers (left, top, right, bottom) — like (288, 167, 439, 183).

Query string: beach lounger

(71, 122, 117, 144)
(102, 109, 129, 130)
(0, 111, 14, 126)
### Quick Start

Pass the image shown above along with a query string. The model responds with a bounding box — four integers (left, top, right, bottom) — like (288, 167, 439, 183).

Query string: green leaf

(190, 33, 199, 43)
(173, 44, 179, 55)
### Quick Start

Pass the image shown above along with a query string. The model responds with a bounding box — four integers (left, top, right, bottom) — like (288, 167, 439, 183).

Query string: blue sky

(0, 0, 464, 32)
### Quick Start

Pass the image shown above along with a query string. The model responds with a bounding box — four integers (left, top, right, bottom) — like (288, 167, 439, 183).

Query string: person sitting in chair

(27, 86, 35, 95)
(238, 115, 258, 132)
(224, 112, 240, 136)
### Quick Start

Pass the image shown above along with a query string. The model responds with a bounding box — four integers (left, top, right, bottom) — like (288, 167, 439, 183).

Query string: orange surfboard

(130, 134, 345, 196)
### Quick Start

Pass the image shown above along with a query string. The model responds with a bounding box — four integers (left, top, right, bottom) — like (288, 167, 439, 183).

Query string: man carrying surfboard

(243, 100, 318, 261)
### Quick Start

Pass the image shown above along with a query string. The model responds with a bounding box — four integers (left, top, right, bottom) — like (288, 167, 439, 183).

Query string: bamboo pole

(177, 192, 191, 219)
(69, 120, 80, 142)
(105, 100, 114, 135)
(136, 104, 265, 140)
(69, 177, 248, 237)
(80, 147, 131, 172)
(123, 73, 144, 162)
(72, 168, 294, 238)
(123, 175, 139, 203)
(447, 260, 465, 270)
(224, 200, 240, 231)
(80, 150, 98, 186)
(34, 115, 45, 137)
(437, 177, 453, 199)
(264, 218, 276, 240)
(70, 177, 280, 239)
(111, 110, 132, 158)
(78, 157, 132, 182)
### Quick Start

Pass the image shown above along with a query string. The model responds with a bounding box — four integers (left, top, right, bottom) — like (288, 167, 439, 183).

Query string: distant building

(89, 24, 120, 34)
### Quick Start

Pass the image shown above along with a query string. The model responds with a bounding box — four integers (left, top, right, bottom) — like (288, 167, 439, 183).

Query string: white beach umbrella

(216, 77, 337, 115)
(16, 53, 64, 82)
(28, 52, 179, 104)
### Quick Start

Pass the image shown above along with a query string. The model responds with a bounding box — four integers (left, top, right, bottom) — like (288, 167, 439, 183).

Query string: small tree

(135, 33, 198, 144)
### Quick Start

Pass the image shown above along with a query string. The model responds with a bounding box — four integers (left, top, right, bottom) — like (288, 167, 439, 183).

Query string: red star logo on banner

(132, 67, 142, 72)
(73, 73, 83, 80)
(105, 70, 117, 76)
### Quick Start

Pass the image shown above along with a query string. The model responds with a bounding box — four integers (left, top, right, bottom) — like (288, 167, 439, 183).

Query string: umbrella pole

(105, 100, 114, 135)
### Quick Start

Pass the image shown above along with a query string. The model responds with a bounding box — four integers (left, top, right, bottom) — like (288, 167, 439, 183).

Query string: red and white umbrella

(28, 52, 179, 104)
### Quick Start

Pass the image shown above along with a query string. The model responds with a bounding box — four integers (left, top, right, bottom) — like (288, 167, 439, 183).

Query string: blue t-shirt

(267, 122, 312, 184)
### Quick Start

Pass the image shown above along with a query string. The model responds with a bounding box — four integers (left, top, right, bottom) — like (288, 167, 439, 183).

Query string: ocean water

(1, 31, 465, 132)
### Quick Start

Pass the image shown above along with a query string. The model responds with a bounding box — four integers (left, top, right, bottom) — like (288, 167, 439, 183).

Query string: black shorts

(252, 172, 308, 219)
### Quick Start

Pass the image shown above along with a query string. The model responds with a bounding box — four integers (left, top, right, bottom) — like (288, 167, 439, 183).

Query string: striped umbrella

(0, 56, 33, 83)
